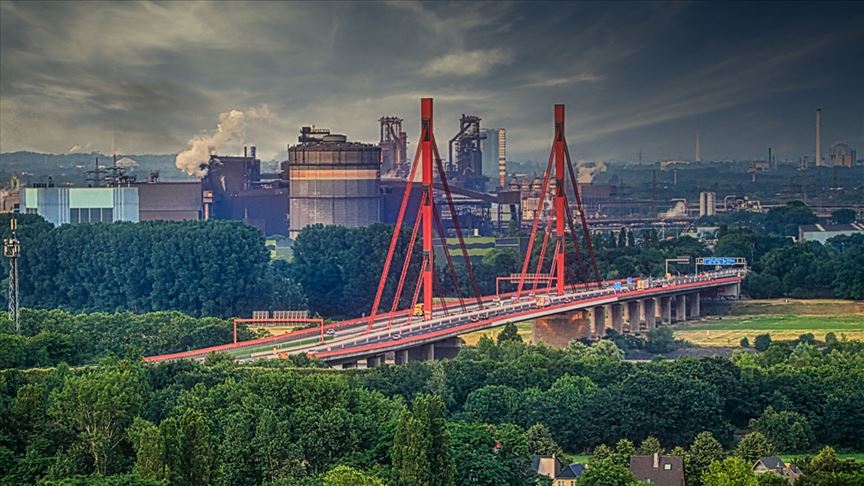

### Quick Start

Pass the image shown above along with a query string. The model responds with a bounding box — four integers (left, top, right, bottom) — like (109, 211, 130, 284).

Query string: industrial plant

(3, 106, 862, 246)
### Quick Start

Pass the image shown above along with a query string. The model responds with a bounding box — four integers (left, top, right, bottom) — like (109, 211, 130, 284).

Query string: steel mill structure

(285, 127, 382, 238)
(144, 99, 746, 367)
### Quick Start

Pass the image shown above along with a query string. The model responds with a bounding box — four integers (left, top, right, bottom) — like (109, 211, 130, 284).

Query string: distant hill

(0, 151, 194, 186)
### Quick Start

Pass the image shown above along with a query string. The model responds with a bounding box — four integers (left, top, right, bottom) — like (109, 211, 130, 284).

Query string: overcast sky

(1, 1, 862, 165)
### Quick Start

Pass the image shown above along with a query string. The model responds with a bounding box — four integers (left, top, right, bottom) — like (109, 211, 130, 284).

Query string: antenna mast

(4, 217, 21, 333)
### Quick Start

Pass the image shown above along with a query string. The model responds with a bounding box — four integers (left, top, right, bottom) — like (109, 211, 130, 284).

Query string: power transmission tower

(4, 217, 20, 333)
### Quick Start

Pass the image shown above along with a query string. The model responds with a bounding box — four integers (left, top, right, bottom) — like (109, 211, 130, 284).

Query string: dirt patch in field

(730, 299, 864, 316)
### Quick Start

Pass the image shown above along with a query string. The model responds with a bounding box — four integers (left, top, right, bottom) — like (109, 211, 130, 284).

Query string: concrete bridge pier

(626, 300, 641, 334)
(608, 303, 624, 334)
(673, 295, 687, 322)
(643, 299, 656, 330)
(433, 337, 462, 359)
(659, 296, 672, 325)
(396, 349, 409, 365)
(687, 292, 701, 318)
(590, 306, 606, 338)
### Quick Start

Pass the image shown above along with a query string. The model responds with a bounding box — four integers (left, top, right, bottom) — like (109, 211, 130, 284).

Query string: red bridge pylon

(516, 104, 602, 298)
(367, 98, 483, 331)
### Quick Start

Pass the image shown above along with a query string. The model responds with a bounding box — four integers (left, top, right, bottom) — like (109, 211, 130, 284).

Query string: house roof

(629, 454, 685, 486)
(755, 456, 786, 471)
(800, 223, 864, 232)
(557, 463, 586, 479)
(531, 455, 563, 478)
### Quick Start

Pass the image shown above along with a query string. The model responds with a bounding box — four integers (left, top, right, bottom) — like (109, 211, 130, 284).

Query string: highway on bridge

(144, 270, 743, 365)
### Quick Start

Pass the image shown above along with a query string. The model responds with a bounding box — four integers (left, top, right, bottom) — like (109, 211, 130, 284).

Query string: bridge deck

(144, 270, 742, 364)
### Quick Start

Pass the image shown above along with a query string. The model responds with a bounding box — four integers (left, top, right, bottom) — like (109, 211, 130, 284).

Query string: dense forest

(2, 201, 861, 323)
(1, 334, 862, 485)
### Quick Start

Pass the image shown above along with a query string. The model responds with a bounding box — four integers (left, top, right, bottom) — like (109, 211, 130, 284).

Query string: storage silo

(286, 128, 382, 238)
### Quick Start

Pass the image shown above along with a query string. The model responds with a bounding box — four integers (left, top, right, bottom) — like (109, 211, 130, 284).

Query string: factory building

(21, 186, 139, 225)
(448, 115, 488, 192)
(137, 181, 202, 221)
(830, 143, 856, 168)
(379, 116, 408, 177)
(285, 127, 381, 238)
(20, 179, 204, 226)
(698, 191, 717, 217)
(201, 146, 289, 236)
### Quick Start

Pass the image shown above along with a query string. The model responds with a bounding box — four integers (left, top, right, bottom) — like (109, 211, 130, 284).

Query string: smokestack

(244, 146, 248, 157)
(695, 129, 701, 162)
(251, 146, 257, 160)
(498, 128, 507, 188)
(816, 109, 822, 167)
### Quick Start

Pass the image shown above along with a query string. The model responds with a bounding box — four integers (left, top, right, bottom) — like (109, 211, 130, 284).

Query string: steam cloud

(577, 160, 607, 183)
(175, 105, 274, 176)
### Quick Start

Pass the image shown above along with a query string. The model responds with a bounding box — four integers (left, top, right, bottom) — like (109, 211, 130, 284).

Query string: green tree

(391, 394, 453, 486)
(525, 423, 563, 456)
(580, 457, 638, 486)
(323, 465, 385, 486)
(637, 436, 664, 455)
(749, 407, 814, 452)
(740, 337, 750, 348)
(688, 431, 726, 486)
(497, 322, 522, 344)
(645, 327, 677, 354)
(735, 432, 776, 464)
(447, 422, 512, 486)
(754, 334, 772, 352)
(757, 473, 792, 485)
(831, 208, 856, 224)
(49, 363, 146, 475)
(701, 456, 758, 486)
(128, 418, 165, 481)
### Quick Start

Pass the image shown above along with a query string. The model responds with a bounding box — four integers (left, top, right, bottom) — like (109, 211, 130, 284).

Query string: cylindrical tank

(287, 135, 381, 238)
(707, 191, 716, 216)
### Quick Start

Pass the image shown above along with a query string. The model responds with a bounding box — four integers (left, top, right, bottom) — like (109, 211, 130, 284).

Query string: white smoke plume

(577, 160, 607, 183)
(175, 105, 275, 177)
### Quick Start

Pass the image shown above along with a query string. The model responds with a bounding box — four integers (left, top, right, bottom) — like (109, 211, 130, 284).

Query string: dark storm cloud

(1, 0, 862, 163)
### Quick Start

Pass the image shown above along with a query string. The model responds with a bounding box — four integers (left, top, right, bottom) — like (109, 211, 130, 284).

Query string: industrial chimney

(815, 109, 822, 167)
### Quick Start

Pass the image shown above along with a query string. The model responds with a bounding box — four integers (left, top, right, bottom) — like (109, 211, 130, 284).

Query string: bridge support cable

(544, 241, 562, 293)
(532, 213, 554, 294)
(563, 138, 602, 286)
(431, 139, 484, 308)
(411, 255, 426, 318)
(516, 143, 555, 298)
(368, 133, 424, 330)
(387, 192, 426, 329)
(433, 203, 468, 312)
(562, 194, 590, 290)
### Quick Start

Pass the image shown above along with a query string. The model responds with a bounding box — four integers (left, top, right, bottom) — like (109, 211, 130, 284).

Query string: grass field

(460, 322, 533, 346)
(674, 299, 864, 347)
